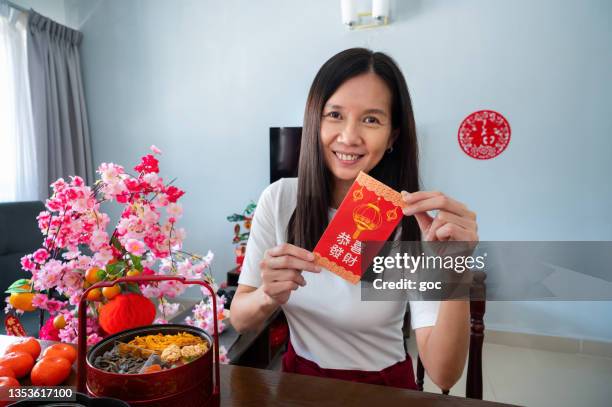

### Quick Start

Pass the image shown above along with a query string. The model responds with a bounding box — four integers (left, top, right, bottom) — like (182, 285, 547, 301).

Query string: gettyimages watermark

(359, 241, 612, 301)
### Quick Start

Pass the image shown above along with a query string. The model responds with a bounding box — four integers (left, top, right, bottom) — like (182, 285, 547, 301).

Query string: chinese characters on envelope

(313, 172, 405, 284)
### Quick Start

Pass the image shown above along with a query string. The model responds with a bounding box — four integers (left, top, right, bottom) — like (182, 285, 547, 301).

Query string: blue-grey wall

(12, 0, 68, 25)
(66, 0, 612, 341)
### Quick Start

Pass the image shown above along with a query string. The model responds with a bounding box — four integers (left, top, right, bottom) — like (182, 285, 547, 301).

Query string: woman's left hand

(401, 191, 478, 242)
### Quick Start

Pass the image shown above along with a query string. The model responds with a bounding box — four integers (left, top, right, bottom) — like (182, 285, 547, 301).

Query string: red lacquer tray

(76, 276, 220, 406)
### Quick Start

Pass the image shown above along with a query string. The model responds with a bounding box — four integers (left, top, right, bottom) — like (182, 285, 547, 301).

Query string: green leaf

(126, 283, 141, 294)
(110, 235, 123, 251)
(7, 279, 30, 291)
(5, 287, 32, 294)
(244, 202, 256, 215)
(106, 262, 117, 274)
(106, 261, 126, 276)
(130, 254, 143, 271)
(226, 214, 245, 222)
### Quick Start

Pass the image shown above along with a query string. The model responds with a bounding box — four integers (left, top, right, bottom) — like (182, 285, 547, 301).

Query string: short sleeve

(409, 300, 441, 329)
(237, 183, 279, 288)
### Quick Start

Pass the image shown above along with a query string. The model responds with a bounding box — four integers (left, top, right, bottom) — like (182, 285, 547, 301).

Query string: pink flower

(58, 310, 101, 344)
(50, 178, 68, 194)
(166, 203, 183, 220)
(61, 270, 83, 292)
(34, 260, 63, 291)
(141, 285, 162, 298)
(150, 145, 162, 155)
(142, 204, 160, 225)
(97, 162, 125, 183)
(165, 186, 184, 203)
(125, 239, 146, 256)
(153, 193, 169, 208)
(37, 211, 51, 231)
(39, 317, 60, 341)
(33, 249, 50, 263)
(134, 154, 159, 174)
(184, 297, 226, 336)
(219, 346, 229, 364)
(45, 299, 66, 315)
(157, 280, 185, 298)
(21, 255, 37, 272)
(142, 267, 155, 276)
(32, 294, 48, 309)
(158, 301, 180, 318)
(32, 295, 66, 315)
(68, 292, 83, 306)
(70, 176, 85, 187)
(90, 229, 109, 251)
(62, 249, 80, 260)
(177, 259, 193, 277)
(142, 172, 162, 188)
(87, 334, 103, 346)
(92, 246, 113, 267)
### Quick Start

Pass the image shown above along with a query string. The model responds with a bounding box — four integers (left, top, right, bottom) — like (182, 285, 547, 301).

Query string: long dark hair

(288, 48, 421, 250)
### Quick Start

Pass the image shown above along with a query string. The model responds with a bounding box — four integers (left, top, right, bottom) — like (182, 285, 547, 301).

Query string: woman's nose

(336, 119, 362, 145)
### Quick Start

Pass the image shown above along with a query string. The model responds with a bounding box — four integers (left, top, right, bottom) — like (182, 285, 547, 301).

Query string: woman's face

(320, 72, 395, 185)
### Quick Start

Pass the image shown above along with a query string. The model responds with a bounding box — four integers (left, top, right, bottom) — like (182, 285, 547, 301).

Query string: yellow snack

(180, 343, 208, 359)
(160, 344, 181, 363)
(117, 342, 156, 359)
(127, 332, 204, 353)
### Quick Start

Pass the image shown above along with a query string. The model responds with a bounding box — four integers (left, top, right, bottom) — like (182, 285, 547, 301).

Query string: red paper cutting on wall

(313, 172, 405, 284)
(458, 110, 511, 160)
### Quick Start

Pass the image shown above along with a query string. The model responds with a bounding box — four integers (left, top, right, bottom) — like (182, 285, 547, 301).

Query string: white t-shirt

(238, 178, 440, 371)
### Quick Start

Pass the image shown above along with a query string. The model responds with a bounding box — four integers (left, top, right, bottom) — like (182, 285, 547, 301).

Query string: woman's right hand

(260, 243, 321, 305)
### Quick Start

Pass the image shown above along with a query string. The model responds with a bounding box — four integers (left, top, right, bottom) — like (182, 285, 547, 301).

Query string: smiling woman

(231, 48, 476, 391)
(290, 48, 421, 251)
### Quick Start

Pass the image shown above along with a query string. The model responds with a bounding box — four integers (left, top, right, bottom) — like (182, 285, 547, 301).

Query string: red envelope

(313, 172, 405, 284)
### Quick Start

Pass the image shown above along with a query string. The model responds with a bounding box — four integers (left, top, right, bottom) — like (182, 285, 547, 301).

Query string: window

(0, 7, 38, 202)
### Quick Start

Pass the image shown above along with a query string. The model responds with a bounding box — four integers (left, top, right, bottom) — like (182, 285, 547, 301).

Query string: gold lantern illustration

(352, 201, 382, 239)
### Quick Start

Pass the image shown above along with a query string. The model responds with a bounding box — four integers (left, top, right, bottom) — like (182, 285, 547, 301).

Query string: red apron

(282, 341, 418, 390)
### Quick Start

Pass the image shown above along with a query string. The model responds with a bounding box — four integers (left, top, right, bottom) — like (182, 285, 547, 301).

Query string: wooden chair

(407, 271, 487, 399)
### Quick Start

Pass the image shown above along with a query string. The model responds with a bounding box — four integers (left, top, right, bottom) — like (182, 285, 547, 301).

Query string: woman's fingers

(265, 254, 321, 274)
(426, 210, 477, 241)
(402, 191, 434, 233)
(435, 222, 478, 241)
(266, 280, 299, 297)
(263, 268, 306, 287)
(266, 243, 316, 262)
(401, 191, 478, 242)
(260, 243, 322, 302)
(403, 193, 472, 218)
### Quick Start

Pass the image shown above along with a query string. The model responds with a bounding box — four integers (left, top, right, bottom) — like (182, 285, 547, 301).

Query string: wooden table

(0, 335, 515, 406)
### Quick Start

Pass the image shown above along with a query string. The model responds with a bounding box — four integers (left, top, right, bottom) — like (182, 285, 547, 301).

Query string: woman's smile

(333, 150, 366, 165)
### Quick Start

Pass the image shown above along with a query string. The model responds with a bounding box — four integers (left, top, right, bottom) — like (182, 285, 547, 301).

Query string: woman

(230, 48, 478, 391)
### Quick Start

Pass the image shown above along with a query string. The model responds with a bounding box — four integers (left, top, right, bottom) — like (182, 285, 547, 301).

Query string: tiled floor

(405, 336, 612, 407)
(269, 336, 612, 406)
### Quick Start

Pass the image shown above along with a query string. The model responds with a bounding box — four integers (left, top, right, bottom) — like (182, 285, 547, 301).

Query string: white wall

(67, 0, 612, 341)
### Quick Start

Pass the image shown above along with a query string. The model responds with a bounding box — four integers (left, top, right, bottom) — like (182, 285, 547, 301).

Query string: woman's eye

(324, 111, 342, 119)
(364, 116, 381, 125)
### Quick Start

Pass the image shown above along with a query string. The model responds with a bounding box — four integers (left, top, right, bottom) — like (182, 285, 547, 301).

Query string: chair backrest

(413, 271, 487, 399)
(0, 201, 45, 289)
(0, 201, 46, 336)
